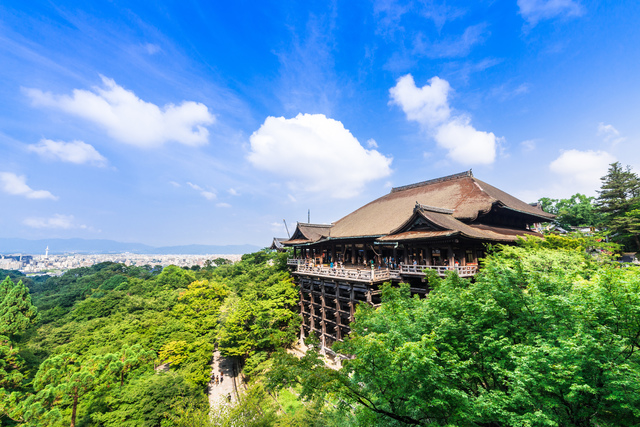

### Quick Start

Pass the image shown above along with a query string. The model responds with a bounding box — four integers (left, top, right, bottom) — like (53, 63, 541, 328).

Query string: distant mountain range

(0, 238, 262, 255)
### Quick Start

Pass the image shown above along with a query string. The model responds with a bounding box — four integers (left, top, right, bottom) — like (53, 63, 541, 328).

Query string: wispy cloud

(216, 202, 231, 208)
(389, 74, 497, 165)
(520, 139, 539, 152)
(24, 76, 215, 148)
(27, 139, 107, 166)
(0, 172, 57, 200)
(489, 83, 530, 102)
(413, 23, 489, 59)
(142, 43, 161, 55)
(518, 0, 584, 26)
(23, 214, 87, 229)
(274, 12, 340, 116)
(187, 182, 216, 200)
(598, 122, 625, 146)
(248, 113, 392, 199)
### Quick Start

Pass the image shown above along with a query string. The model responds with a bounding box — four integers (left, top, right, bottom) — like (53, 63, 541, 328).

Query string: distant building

(281, 170, 554, 351)
(269, 237, 288, 252)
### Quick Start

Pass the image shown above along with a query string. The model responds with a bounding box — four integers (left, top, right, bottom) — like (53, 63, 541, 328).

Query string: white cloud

(228, 188, 239, 196)
(518, 0, 584, 25)
(549, 149, 615, 195)
(216, 202, 231, 208)
(248, 113, 392, 198)
(27, 139, 107, 166)
(0, 172, 57, 200)
(434, 117, 496, 165)
(390, 74, 498, 165)
(366, 139, 379, 149)
(187, 182, 216, 200)
(389, 75, 451, 126)
(24, 76, 215, 148)
(169, 181, 181, 187)
(23, 214, 81, 229)
(598, 122, 625, 146)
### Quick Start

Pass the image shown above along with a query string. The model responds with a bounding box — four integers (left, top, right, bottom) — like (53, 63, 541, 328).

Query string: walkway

(208, 349, 239, 407)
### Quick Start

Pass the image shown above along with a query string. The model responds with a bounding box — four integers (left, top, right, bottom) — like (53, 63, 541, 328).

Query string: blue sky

(1, 0, 639, 248)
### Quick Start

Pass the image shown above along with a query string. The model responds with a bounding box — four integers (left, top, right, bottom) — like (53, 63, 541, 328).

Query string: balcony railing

(288, 259, 478, 280)
(294, 264, 400, 282)
(400, 264, 478, 278)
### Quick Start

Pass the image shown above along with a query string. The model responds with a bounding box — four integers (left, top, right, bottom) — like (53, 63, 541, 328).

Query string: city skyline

(1, 1, 639, 247)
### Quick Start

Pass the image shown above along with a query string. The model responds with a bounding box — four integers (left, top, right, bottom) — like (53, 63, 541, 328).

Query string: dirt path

(208, 350, 239, 408)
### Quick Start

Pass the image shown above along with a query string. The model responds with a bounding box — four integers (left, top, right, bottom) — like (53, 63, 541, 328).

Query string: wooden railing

(400, 264, 478, 277)
(289, 260, 478, 280)
(295, 264, 400, 282)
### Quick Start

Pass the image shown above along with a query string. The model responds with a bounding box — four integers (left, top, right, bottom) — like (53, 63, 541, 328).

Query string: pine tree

(596, 162, 640, 250)
(0, 276, 40, 423)
(0, 276, 40, 338)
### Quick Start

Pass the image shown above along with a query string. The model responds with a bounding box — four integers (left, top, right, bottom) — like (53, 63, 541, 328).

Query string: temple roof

(329, 170, 553, 239)
(283, 171, 553, 245)
(286, 222, 332, 244)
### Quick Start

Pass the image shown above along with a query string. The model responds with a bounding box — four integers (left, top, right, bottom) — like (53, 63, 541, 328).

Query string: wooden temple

(281, 170, 554, 351)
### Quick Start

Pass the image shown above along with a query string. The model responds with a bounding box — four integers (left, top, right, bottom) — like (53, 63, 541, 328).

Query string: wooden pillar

(393, 246, 398, 267)
(448, 244, 454, 266)
(351, 244, 356, 265)
(425, 246, 431, 265)
(331, 244, 336, 263)
(349, 284, 355, 321)
(403, 244, 409, 265)
(320, 280, 327, 347)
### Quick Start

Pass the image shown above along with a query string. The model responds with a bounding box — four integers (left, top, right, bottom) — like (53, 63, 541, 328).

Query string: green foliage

(1, 250, 304, 426)
(539, 193, 602, 230)
(10, 353, 100, 427)
(93, 372, 198, 427)
(0, 277, 40, 338)
(596, 162, 640, 251)
(275, 243, 640, 426)
(216, 251, 301, 367)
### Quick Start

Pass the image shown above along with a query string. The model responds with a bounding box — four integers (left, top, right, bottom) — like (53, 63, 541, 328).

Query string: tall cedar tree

(0, 276, 40, 424)
(596, 162, 640, 250)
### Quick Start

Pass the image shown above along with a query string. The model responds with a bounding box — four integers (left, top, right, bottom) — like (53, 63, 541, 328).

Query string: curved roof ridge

(391, 170, 473, 193)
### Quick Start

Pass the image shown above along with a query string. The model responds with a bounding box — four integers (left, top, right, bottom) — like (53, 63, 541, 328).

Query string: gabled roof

(329, 170, 553, 239)
(270, 237, 288, 250)
(285, 222, 332, 245)
(377, 203, 540, 243)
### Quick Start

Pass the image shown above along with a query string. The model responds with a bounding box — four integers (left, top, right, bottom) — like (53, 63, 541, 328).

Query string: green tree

(539, 193, 602, 230)
(272, 241, 640, 426)
(0, 276, 40, 424)
(12, 353, 100, 427)
(105, 344, 155, 387)
(93, 372, 197, 427)
(0, 276, 40, 338)
(596, 162, 640, 250)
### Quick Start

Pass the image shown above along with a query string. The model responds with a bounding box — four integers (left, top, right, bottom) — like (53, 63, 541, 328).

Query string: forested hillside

(3, 235, 640, 426)
(0, 251, 301, 426)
